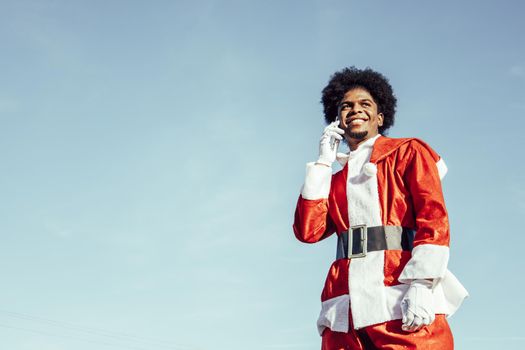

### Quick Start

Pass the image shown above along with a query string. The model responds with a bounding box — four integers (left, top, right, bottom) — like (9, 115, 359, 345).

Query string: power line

(0, 309, 199, 350)
(0, 323, 155, 350)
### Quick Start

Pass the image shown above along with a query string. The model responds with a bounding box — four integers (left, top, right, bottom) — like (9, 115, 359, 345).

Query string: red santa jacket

(293, 136, 468, 332)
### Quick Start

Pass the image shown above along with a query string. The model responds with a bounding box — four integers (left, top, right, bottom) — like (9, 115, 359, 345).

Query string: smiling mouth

(346, 117, 368, 126)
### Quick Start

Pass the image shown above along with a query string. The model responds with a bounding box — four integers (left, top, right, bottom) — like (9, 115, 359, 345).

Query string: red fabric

(322, 315, 453, 350)
(327, 167, 350, 232)
(293, 165, 350, 244)
(321, 259, 350, 301)
(383, 250, 411, 286)
(293, 197, 336, 243)
(402, 141, 449, 247)
(373, 138, 449, 247)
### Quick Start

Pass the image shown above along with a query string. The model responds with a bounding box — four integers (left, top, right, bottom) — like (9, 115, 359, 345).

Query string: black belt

(336, 225, 415, 259)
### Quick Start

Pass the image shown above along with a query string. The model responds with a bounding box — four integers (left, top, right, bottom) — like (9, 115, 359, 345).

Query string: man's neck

(347, 133, 380, 151)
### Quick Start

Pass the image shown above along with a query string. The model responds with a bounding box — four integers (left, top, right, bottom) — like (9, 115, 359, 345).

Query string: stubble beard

(347, 131, 368, 140)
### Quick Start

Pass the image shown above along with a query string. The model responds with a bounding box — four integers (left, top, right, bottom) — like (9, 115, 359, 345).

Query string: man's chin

(348, 131, 368, 140)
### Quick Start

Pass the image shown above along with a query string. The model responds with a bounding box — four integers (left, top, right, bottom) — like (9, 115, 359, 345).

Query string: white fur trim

(346, 148, 382, 228)
(317, 272, 468, 332)
(436, 158, 448, 180)
(336, 152, 350, 166)
(349, 251, 390, 328)
(344, 137, 385, 328)
(398, 244, 450, 283)
(316, 294, 350, 334)
(440, 270, 469, 317)
(300, 162, 333, 200)
(385, 284, 408, 320)
(363, 162, 377, 176)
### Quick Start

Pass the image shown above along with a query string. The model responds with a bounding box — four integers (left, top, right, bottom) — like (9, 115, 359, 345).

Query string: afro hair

(321, 67, 397, 134)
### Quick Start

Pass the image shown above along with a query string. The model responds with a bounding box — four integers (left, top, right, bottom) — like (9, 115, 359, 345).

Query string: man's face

(338, 87, 384, 142)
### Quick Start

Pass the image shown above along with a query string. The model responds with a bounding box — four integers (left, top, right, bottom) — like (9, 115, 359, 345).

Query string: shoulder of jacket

(404, 138, 440, 161)
(371, 136, 439, 163)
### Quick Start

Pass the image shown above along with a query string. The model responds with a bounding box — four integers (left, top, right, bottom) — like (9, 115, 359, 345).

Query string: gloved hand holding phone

(316, 119, 344, 167)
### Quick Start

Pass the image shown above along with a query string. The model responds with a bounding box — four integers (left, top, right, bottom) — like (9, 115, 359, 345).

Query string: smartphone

(331, 116, 341, 151)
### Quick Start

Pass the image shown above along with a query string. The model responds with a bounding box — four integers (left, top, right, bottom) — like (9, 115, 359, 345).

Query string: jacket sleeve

(293, 162, 337, 243)
(398, 140, 450, 284)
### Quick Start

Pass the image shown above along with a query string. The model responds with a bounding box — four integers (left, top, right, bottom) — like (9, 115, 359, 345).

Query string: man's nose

(351, 105, 364, 114)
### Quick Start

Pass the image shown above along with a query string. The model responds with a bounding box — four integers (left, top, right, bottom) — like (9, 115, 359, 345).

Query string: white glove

(317, 121, 344, 166)
(401, 279, 435, 332)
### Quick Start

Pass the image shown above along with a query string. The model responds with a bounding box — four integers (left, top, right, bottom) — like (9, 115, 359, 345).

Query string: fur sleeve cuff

(300, 162, 332, 200)
(436, 158, 448, 180)
(398, 244, 450, 284)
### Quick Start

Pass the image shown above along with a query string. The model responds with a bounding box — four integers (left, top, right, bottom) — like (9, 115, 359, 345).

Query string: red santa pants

(321, 314, 453, 350)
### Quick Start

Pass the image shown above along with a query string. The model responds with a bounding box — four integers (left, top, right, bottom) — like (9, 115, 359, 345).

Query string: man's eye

(341, 105, 350, 110)
(362, 102, 371, 107)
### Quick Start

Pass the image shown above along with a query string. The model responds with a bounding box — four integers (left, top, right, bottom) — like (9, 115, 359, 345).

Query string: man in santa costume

(293, 67, 468, 349)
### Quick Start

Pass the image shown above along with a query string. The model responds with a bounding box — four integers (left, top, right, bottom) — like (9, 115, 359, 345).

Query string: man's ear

(378, 113, 384, 127)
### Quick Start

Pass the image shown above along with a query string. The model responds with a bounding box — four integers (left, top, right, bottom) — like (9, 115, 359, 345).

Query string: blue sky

(0, 0, 524, 349)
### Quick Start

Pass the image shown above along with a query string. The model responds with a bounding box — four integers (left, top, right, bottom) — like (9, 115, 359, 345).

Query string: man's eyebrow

(339, 98, 374, 104)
